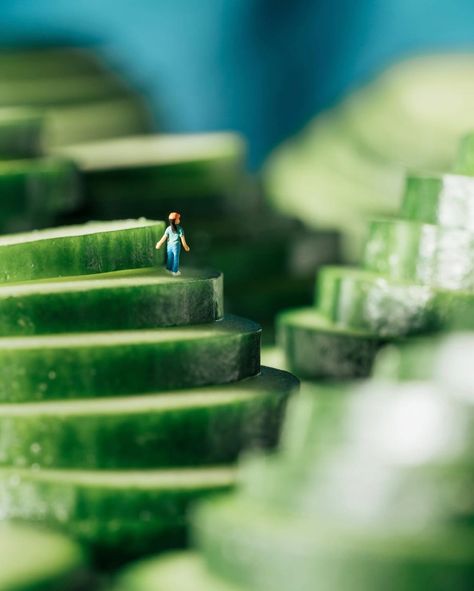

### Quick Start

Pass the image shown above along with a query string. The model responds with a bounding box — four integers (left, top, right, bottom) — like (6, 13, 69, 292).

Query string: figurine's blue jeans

(166, 244, 181, 273)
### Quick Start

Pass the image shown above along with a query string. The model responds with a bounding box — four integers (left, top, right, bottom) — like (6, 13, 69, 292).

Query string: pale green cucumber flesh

(0, 267, 223, 334)
(0, 219, 165, 283)
(0, 315, 260, 401)
(116, 552, 241, 591)
(277, 308, 386, 379)
(0, 367, 296, 469)
(0, 522, 85, 591)
(194, 496, 474, 591)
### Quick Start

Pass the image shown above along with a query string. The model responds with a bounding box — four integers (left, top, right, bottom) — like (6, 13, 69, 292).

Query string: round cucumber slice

(0, 218, 165, 283)
(0, 107, 44, 159)
(116, 552, 241, 591)
(400, 172, 474, 230)
(364, 219, 474, 290)
(194, 496, 474, 591)
(55, 133, 246, 218)
(0, 522, 85, 591)
(0, 467, 235, 563)
(0, 367, 296, 469)
(0, 315, 260, 401)
(315, 265, 438, 337)
(0, 267, 223, 335)
(277, 308, 385, 379)
(0, 157, 80, 232)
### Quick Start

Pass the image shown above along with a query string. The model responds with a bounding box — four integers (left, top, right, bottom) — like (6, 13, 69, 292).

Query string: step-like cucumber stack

(0, 44, 153, 147)
(0, 218, 298, 565)
(54, 133, 341, 335)
(264, 54, 474, 256)
(114, 334, 474, 591)
(0, 107, 80, 233)
(277, 132, 474, 380)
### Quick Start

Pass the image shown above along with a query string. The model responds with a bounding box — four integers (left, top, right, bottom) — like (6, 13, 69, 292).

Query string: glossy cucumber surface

(0, 315, 260, 401)
(0, 267, 223, 335)
(0, 467, 235, 563)
(0, 218, 165, 283)
(277, 308, 386, 379)
(0, 367, 296, 469)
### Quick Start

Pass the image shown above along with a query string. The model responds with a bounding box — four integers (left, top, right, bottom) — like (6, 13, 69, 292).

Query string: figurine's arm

(155, 233, 168, 249)
(180, 235, 191, 252)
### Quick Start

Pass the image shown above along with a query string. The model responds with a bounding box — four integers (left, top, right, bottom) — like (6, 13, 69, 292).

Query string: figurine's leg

(173, 247, 181, 273)
(166, 247, 174, 272)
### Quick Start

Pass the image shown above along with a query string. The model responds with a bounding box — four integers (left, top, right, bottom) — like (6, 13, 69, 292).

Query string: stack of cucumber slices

(276, 132, 474, 380)
(0, 107, 80, 233)
(264, 54, 474, 256)
(54, 132, 341, 334)
(0, 218, 298, 567)
(0, 44, 153, 147)
(113, 334, 474, 590)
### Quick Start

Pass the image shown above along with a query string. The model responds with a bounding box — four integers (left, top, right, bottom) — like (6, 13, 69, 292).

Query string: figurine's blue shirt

(165, 225, 184, 247)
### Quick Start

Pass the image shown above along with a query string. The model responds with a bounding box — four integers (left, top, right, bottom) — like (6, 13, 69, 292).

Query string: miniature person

(155, 212, 190, 276)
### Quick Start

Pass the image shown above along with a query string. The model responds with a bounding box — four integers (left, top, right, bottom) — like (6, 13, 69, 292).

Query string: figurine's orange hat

(168, 212, 180, 221)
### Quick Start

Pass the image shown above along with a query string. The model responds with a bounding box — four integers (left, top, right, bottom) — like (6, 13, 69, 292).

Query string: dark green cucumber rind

(0, 158, 80, 225)
(0, 367, 296, 469)
(316, 265, 442, 337)
(194, 497, 474, 591)
(0, 267, 223, 334)
(0, 522, 85, 591)
(0, 468, 236, 561)
(0, 108, 44, 159)
(0, 219, 165, 283)
(400, 172, 474, 230)
(0, 315, 260, 401)
(116, 553, 242, 591)
(277, 308, 386, 379)
(364, 219, 474, 290)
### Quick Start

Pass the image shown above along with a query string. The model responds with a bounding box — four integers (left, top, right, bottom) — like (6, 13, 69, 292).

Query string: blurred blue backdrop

(2, 0, 474, 168)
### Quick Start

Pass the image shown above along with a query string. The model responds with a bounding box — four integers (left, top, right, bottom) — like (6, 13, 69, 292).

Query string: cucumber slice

(316, 265, 438, 337)
(0, 267, 223, 335)
(46, 94, 153, 148)
(0, 72, 129, 107)
(116, 553, 241, 591)
(0, 218, 165, 283)
(400, 172, 474, 230)
(0, 467, 235, 562)
(0, 522, 85, 591)
(55, 134, 246, 217)
(0, 107, 44, 159)
(277, 308, 385, 379)
(0, 157, 80, 231)
(0, 315, 260, 402)
(194, 496, 474, 591)
(453, 132, 474, 175)
(364, 219, 474, 290)
(0, 367, 296, 469)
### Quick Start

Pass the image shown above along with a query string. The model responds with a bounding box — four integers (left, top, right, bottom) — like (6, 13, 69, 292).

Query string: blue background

(2, 0, 474, 167)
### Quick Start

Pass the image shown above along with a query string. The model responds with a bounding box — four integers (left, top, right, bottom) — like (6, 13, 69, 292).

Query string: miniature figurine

(155, 212, 190, 275)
